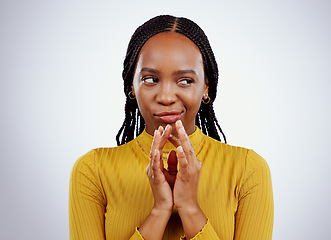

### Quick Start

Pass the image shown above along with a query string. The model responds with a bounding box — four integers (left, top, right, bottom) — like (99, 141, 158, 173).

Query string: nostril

(157, 95, 176, 105)
(158, 101, 175, 106)
(156, 88, 177, 105)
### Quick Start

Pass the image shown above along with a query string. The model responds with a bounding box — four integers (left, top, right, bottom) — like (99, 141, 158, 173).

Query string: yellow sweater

(69, 127, 273, 239)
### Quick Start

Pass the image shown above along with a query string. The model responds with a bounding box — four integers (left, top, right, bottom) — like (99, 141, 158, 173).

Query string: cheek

(135, 95, 146, 113)
(181, 90, 203, 109)
(135, 88, 154, 115)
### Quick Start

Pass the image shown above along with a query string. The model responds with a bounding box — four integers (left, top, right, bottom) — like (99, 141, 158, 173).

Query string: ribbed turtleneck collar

(135, 126, 206, 160)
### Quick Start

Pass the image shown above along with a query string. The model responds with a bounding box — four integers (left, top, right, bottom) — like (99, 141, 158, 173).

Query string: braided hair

(116, 15, 226, 145)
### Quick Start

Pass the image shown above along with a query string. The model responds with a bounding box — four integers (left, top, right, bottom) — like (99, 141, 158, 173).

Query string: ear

(131, 85, 135, 96)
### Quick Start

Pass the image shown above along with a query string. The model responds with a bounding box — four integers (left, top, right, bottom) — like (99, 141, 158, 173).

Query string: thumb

(167, 150, 178, 175)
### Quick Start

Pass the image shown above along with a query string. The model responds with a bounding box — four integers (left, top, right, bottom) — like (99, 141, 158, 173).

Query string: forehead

(136, 32, 203, 70)
(141, 32, 200, 51)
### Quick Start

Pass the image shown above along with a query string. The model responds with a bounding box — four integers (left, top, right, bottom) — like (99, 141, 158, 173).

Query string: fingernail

(176, 120, 181, 128)
(177, 146, 183, 154)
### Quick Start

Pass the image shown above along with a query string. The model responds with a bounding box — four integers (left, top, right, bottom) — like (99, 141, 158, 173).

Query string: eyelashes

(141, 76, 195, 86)
(142, 76, 158, 84)
(177, 78, 194, 86)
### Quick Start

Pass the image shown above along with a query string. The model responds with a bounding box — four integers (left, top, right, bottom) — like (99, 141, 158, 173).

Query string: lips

(155, 111, 182, 124)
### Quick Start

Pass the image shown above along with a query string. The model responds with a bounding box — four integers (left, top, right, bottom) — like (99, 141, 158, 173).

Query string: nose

(156, 82, 177, 106)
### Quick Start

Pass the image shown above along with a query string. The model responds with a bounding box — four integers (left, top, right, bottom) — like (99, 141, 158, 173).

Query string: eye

(142, 76, 158, 84)
(177, 78, 194, 86)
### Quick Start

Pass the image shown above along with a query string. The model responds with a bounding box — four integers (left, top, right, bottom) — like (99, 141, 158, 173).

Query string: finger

(154, 149, 165, 172)
(158, 125, 172, 150)
(152, 149, 164, 182)
(167, 150, 178, 175)
(176, 120, 195, 161)
(149, 148, 155, 176)
(152, 129, 166, 160)
(152, 149, 159, 171)
(146, 150, 154, 180)
(146, 163, 150, 177)
(158, 125, 164, 140)
(151, 125, 169, 154)
(168, 134, 181, 148)
(177, 146, 188, 176)
(151, 130, 160, 157)
(151, 127, 169, 172)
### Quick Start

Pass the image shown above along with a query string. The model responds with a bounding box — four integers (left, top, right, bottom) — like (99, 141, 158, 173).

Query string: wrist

(151, 205, 172, 219)
(177, 204, 207, 239)
(139, 206, 172, 240)
(176, 201, 200, 217)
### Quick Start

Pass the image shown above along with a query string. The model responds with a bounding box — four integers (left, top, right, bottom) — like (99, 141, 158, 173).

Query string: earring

(128, 91, 135, 100)
(202, 95, 210, 104)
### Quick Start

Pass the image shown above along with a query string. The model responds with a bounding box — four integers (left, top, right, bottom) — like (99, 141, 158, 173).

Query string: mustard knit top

(69, 127, 273, 239)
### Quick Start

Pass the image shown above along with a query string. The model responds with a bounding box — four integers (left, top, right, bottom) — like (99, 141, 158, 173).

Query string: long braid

(116, 15, 227, 145)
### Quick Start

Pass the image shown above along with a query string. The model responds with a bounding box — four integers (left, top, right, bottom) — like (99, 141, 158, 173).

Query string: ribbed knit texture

(69, 127, 273, 239)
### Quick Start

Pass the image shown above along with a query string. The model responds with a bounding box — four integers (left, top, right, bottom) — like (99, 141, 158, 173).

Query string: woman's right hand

(146, 125, 174, 213)
(139, 125, 174, 239)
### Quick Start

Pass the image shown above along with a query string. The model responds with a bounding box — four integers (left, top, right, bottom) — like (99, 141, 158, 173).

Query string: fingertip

(175, 120, 180, 131)
(177, 146, 185, 158)
(164, 125, 172, 139)
(152, 130, 159, 142)
(176, 119, 182, 126)
(177, 145, 183, 152)
(177, 146, 188, 169)
(175, 121, 185, 138)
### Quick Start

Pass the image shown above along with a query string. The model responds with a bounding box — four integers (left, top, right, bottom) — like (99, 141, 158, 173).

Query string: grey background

(1, 0, 330, 239)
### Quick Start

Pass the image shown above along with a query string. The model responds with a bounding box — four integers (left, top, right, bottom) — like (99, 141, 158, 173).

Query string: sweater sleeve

(181, 149, 274, 240)
(180, 219, 220, 240)
(127, 228, 145, 240)
(69, 150, 107, 239)
(69, 150, 144, 240)
(234, 150, 274, 239)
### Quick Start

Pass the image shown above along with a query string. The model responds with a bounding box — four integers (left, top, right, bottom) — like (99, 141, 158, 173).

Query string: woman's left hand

(170, 120, 202, 212)
(170, 120, 207, 239)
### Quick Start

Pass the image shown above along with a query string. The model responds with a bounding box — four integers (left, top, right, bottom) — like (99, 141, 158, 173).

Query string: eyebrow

(140, 68, 159, 74)
(173, 69, 197, 76)
(140, 68, 197, 76)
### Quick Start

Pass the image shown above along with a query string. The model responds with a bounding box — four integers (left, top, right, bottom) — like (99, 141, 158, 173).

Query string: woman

(69, 15, 273, 239)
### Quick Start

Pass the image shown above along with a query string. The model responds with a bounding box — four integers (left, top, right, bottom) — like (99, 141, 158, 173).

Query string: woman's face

(132, 32, 208, 136)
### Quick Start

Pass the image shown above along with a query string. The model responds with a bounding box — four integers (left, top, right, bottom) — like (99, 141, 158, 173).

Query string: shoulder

(71, 149, 97, 175)
(203, 136, 270, 174)
(71, 140, 138, 175)
(204, 137, 272, 195)
(245, 149, 270, 170)
(203, 135, 249, 160)
(243, 149, 271, 182)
